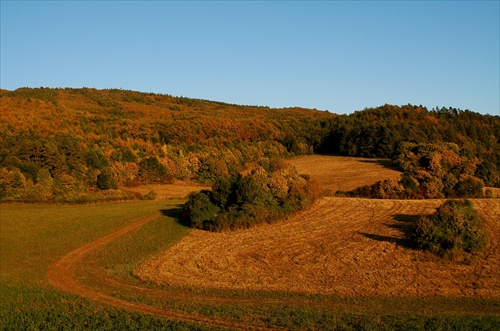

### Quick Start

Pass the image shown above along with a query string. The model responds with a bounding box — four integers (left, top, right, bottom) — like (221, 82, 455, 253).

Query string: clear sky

(1, 1, 499, 115)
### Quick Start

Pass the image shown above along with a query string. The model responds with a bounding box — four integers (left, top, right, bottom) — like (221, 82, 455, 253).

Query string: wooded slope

(1, 88, 498, 202)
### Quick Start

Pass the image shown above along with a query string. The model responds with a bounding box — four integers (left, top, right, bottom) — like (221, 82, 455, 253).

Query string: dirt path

(47, 213, 280, 331)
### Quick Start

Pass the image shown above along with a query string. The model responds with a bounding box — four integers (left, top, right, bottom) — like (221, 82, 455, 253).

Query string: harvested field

(288, 155, 401, 193)
(136, 197, 500, 298)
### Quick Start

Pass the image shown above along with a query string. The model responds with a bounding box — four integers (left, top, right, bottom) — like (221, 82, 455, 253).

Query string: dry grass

(288, 155, 401, 193)
(135, 197, 500, 298)
(486, 187, 500, 198)
(124, 180, 210, 200)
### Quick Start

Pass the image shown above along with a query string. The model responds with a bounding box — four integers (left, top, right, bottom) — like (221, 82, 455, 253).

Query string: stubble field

(288, 154, 401, 193)
(136, 198, 499, 298)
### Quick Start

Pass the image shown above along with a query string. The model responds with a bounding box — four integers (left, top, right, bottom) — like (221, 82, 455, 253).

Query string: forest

(0, 87, 499, 203)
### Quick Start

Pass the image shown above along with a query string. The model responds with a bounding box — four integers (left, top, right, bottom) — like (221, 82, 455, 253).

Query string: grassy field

(1, 201, 166, 284)
(0, 200, 220, 330)
(1, 156, 500, 330)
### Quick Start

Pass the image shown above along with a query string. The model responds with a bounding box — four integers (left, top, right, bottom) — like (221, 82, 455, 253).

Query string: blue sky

(1, 1, 499, 115)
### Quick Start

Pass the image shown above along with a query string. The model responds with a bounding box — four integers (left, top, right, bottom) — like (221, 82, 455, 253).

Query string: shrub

(141, 190, 157, 200)
(182, 159, 319, 231)
(96, 171, 118, 190)
(182, 191, 220, 229)
(412, 200, 488, 259)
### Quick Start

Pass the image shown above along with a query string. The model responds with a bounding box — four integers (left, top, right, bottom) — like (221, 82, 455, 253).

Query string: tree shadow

(359, 214, 419, 249)
(358, 159, 401, 170)
(160, 206, 190, 228)
(359, 232, 409, 246)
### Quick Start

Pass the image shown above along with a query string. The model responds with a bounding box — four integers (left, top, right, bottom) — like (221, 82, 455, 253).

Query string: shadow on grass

(160, 207, 191, 227)
(358, 159, 401, 170)
(359, 214, 418, 249)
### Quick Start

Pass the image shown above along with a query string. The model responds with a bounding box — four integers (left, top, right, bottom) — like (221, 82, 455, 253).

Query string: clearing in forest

(288, 154, 401, 193)
(124, 180, 211, 200)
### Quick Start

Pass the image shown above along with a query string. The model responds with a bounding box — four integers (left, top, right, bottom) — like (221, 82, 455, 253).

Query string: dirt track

(47, 213, 279, 331)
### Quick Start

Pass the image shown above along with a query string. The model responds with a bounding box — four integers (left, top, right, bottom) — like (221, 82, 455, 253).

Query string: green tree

(475, 161, 499, 187)
(36, 168, 54, 200)
(85, 149, 109, 170)
(138, 157, 170, 183)
(454, 176, 484, 198)
(182, 191, 220, 229)
(211, 175, 236, 209)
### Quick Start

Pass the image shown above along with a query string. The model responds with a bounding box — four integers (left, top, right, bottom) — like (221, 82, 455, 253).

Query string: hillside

(0, 88, 334, 202)
(1, 87, 499, 202)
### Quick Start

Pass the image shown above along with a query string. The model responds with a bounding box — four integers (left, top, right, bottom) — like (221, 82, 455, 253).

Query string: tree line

(0, 88, 498, 202)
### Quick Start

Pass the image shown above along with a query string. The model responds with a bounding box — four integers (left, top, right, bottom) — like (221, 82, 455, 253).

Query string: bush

(182, 191, 220, 229)
(96, 171, 118, 190)
(141, 190, 157, 200)
(412, 200, 488, 259)
(182, 159, 319, 231)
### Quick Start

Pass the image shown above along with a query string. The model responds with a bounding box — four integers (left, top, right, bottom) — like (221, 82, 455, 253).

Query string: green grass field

(0, 201, 220, 331)
(1, 201, 499, 330)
